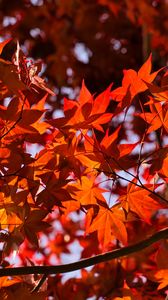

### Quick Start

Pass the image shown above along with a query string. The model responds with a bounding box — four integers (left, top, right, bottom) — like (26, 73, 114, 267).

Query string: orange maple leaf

(119, 180, 162, 222)
(77, 128, 138, 175)
(111, 54, 161, 107)
(139, 102, 168, 133)
(0, 95, 49, 142)
(72, 175, 106, 206)
(87, 199, 127, 247)
(49, 81, 112, 132)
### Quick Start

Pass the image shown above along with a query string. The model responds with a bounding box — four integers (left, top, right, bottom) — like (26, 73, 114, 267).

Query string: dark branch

(0, 227, 168, 277)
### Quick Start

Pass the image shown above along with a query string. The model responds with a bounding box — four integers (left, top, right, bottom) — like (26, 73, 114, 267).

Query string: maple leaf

(143, 82, 168, 103)
(16, 205, 50, 246)
(111, 54, 160, 107)
(13, 42, 55, 96)
(32, 147, 57, 176)
(0, 197, 23, 232)
(76, 128, 119, 173)
(36, 171, 74, 209)
(72, 175, 106, 206)
(0, 143, 29, 172)
(49, 81, 112, 132)
(0, 95, 49, 143)
(119, 180, 163, 222)
(0, 60, 26, 97)
(48, 129, 84, 179)
(144, 70, 168, 104)
(0, 39, 26, 98)
(87, 199, 127, 247)
(147, 146, 168, 179)
(77, 128, 138, 175)
(139, 102, 168, 133)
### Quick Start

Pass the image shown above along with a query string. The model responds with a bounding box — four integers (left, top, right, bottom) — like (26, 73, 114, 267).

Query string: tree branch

(0, 227, 168, 277)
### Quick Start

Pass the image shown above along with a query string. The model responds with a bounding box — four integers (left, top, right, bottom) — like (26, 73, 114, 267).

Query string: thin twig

(82, 130, 168, 204)
(31, 274, 47, 293)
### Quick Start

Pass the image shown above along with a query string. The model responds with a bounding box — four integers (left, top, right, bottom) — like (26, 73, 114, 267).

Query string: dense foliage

(0, 1, 168, 299)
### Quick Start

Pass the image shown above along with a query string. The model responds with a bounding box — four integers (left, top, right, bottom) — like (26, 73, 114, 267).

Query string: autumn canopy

(0, 1, 168, 299)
